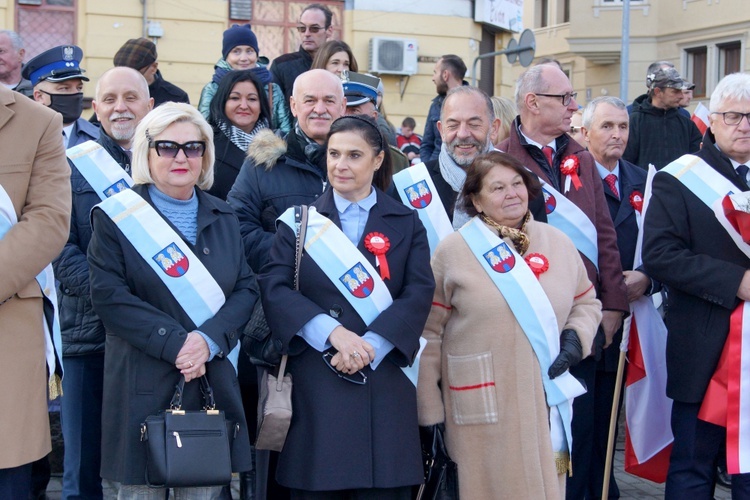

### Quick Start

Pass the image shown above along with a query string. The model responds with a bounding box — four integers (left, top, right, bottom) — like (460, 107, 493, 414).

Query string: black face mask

(40, 91, 84, 124)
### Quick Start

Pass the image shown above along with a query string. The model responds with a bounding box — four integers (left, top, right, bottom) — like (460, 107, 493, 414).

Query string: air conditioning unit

(369, 37, 418, 75)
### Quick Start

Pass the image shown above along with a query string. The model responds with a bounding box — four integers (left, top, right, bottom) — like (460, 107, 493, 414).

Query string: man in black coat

(270, 3, 333, 105)
(643, 72, 750, 498)
(582, 96, 657, 499)
(623, 67, 701, 170)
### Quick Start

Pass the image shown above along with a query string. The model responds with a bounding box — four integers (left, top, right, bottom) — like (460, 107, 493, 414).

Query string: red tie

(542, 146, 554, 167)
(605, 173, 619, 198)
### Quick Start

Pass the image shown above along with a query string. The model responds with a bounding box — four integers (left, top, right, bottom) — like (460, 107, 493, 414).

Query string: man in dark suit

(582, 96, 657, 499)
(643, 72, 750, 498)
(498, 64, 628, 498)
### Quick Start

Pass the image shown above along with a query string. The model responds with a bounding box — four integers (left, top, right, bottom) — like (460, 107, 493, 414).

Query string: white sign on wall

(474, 0, 523, 32)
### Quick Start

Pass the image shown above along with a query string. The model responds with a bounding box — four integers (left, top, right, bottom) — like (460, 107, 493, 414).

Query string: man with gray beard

(423, 85, 546, 229)
(52, 66, 152, 498)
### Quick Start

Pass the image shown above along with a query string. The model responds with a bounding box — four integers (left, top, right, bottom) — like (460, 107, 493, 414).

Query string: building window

(683, 40, 744, 98)
(537, 0, 549, 28)
(16, 0, 76, 60)
(686, 46, 707, 98)
(719, 41, 741, 78)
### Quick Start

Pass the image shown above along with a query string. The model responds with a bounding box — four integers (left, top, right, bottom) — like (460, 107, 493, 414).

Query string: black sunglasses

(151, 140, 206, 159)
(296, 25, 324, 33)
(322, 352, 367, 385)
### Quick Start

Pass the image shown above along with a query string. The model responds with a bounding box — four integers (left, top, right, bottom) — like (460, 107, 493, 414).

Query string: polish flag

(622, 165, 673, 482)
(623, 297, 673, 483)
(692, 102, 710, 135)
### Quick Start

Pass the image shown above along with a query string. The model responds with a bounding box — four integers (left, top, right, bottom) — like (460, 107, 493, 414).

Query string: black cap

(22, 45, 89, 87)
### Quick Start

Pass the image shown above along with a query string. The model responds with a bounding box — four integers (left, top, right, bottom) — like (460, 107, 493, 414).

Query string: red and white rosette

(560, 155, 582, 193)
(364, 232, 391, 280)
(524, 253, 549, 280)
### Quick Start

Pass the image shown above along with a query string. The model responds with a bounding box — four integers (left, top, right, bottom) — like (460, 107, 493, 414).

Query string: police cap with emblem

(342, 72, 380, 107)
(22, 45, 89, 87)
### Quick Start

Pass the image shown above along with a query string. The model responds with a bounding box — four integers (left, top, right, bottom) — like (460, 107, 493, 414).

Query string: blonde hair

(491, 96, 517, 142)
(131, 102, 215, 190)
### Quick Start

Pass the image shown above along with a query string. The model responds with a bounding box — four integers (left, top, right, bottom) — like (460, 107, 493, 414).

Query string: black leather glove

(548, 329, 583, 379)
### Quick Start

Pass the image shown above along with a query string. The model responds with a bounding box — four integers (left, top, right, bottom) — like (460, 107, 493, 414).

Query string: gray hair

(439, 85, 495, 123)
(292, 68, 344, 100)
(514, 65, 549, 108)
(0, 30, 24, 50)
(131, 102, 215, 191)
(582, 96, 627, 129)
(710, 72, 750, 113)
(94, 66, 150, 102)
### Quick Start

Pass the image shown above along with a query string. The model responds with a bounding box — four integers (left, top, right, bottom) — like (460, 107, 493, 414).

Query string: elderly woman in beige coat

(417, 151, 601, 499)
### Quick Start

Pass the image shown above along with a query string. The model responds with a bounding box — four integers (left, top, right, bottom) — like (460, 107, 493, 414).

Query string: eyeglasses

(535, 92, 578, 106)
(712, 111, 750, 126)
(570, 126, 582, 134)
(322, 352, 367, 385)
(296, 25, 325, 33)
(151, 141, 206, 159)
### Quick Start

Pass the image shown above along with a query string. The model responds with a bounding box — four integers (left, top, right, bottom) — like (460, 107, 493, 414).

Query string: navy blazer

(600, 159, 648, 370)
(258, 186, 435, 491)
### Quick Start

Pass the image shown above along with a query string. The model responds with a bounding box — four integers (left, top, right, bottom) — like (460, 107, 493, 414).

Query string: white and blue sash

(279, 207, 425, 386)
(67, 140, 133, 200)
(0, 184, 63, 398)
(536, 177, 599, 270)
(392, 163, 453, 255)
(459, 217, 586, 464)
(97, 189, 239, 370)
(662, 154, 750, 259)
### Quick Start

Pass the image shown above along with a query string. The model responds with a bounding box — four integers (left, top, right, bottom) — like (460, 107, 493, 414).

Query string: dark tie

(737, 164, 749, 185)
(605, 173, 619, 199)
(542, 146, 554, 167)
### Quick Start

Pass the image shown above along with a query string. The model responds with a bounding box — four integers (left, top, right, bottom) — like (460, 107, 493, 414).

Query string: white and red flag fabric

(622, 165, 674, 482)
(698, 191, 750, 474)
(692, 102, 711, 135)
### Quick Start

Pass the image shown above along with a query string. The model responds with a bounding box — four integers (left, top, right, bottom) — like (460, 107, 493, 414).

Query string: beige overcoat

(0, 86, 70, 468)
(417, 218, 602, 499)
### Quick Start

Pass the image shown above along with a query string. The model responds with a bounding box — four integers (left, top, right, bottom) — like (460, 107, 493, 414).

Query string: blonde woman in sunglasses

(87, 102, 258, 499)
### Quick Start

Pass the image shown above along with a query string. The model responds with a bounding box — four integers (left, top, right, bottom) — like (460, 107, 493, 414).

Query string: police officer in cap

(342, 72, 409, 173)
(23, 45, 99, 149)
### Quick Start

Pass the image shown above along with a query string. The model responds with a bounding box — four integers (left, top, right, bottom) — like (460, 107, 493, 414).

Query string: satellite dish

(517, 29, 536, 67)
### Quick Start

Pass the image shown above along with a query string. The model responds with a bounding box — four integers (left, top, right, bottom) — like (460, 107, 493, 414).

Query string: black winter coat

(207, 130, 246, 201)
(270, 47, 313, 108)
(88, 184, 257, 484)
(53, 131, 131, 356)
(642, 131, 750, 403)
(623, 94, 702, 170)
(227, 129, 327, 272)
(259, 187, 435, 491)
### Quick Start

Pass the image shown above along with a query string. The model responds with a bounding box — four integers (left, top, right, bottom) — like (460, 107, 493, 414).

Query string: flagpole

(603, 314, 632, 500)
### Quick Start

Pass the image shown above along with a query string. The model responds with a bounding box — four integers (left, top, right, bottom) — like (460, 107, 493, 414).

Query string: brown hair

(311, 40, 359, 74)
(460, 151, 541, 217)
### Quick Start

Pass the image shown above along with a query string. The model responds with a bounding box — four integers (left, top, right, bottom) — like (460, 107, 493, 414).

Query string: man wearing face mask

(23, 45, 99, 149)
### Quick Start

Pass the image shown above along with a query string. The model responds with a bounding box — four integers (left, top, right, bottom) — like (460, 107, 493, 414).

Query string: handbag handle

(169, 375, 217, 411)
(276, 205, 308, 387)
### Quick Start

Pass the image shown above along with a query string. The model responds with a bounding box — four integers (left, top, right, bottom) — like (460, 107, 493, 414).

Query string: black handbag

(140, 375, 238, 488)
(417, 424, 459, 500)
(242, 300, 282, 368)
